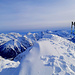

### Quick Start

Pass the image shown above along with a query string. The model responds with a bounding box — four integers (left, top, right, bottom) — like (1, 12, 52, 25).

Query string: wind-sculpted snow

(0, 30, 75, 75)
(0, 33, 33, 59)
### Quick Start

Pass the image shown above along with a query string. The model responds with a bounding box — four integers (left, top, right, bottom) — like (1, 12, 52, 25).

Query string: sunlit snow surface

(0, 56, 20, 72)
(0, 30, 75, 75)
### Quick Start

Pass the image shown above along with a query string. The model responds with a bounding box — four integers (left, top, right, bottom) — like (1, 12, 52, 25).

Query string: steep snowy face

(0, 33, 33, 59)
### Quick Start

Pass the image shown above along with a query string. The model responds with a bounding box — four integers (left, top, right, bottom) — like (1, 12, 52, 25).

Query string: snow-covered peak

(0, 30, 75, 75)
(0, 32, 33, 59)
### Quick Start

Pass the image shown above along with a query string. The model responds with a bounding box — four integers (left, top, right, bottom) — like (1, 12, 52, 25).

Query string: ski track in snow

(0, 30, 75, 75)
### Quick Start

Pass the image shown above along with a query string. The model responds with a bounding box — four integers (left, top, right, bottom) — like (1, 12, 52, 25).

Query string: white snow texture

(0, 30, 75, 75)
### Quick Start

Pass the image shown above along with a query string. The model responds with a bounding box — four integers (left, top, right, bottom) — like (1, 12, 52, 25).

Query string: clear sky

(0, 0, 75, 32)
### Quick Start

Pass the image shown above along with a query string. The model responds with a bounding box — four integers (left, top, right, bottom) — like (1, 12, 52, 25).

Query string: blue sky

(0, 0, 75, 32)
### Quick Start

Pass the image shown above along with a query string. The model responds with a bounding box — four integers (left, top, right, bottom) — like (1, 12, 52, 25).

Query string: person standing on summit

(71, 22, 75, 34)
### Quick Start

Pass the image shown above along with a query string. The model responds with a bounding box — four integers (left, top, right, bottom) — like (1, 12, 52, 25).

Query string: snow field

(0, 30, 75, 75)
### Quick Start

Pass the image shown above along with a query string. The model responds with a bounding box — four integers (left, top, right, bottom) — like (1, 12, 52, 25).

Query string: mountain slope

(0, 33, 33, 59)
(0, 30, 75, 75)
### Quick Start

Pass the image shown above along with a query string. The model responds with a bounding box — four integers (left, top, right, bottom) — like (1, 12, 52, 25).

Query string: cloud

(0, 0, 75, 32)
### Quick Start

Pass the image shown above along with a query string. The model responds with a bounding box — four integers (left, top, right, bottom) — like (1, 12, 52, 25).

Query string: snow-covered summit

(0, 30, 75, 75)
(0, 30, 75, 60)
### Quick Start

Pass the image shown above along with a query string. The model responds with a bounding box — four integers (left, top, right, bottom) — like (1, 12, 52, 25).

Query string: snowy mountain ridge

(0, 33, 33, 59)
(0, 30, 75, 75)
(0, 30, 74, 59)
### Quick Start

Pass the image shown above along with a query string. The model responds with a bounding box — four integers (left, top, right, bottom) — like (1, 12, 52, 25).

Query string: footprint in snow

(63, 53, 70, 57)
(61, 46, 64, 49)
(58, 56, 67, 71)
(70, 64, 75, 72)
(40, 55, 72, 75)
(40, 55, 62, 74)
(65, 72, 70, 75)
(54, 66, 61, 74)
(40, 55, 56, 67)
(63, 52, 75, 58)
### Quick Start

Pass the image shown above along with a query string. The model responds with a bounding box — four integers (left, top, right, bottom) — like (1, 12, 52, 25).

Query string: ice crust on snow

(0, 30, 75, 75)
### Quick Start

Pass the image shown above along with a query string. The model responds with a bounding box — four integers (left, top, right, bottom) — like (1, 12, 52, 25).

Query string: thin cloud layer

(0, 0, 75, 32)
